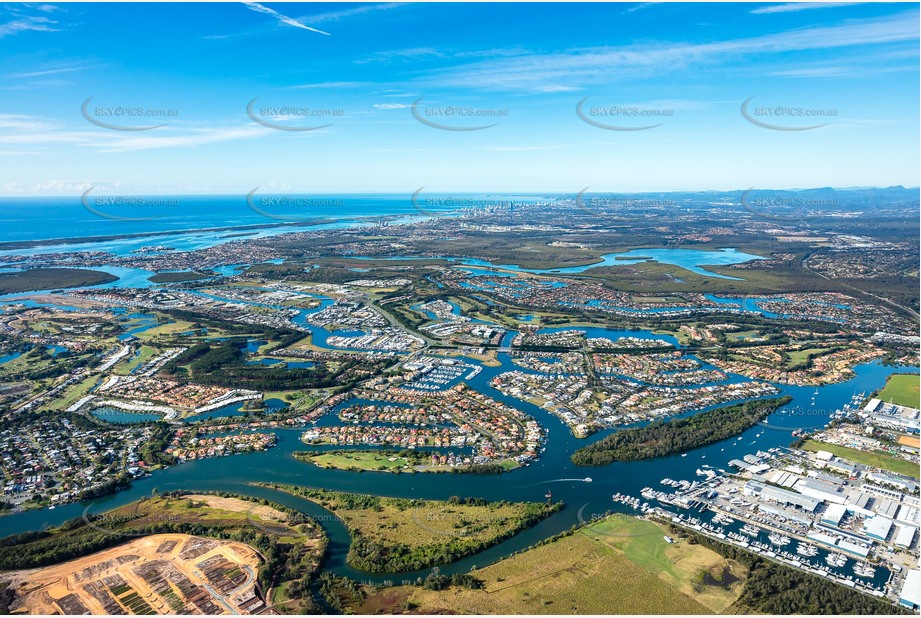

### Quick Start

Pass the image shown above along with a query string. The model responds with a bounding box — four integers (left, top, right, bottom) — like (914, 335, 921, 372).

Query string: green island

(571, 396, 793, 466)
(258, 484, 561, 573)
(0, 268, 118, 294)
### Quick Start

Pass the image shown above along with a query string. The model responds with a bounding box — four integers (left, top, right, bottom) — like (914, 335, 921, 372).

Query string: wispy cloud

(373, 103, 411, 110)
(0, 14, 59, 37)
(419, 10, 919, 92)
(623, 3, 660, 14)
(769, 63, 918, 78)
(241, 1, 330, 35)
(355, 46, 443, 64)
(0, 113, 285, 154)
(298, 3, 407, 25)
(751, 3, 860, 15)
(356, 46, 526, 66)
(7, 64, 99, 79)
(289, 80, 370, 89)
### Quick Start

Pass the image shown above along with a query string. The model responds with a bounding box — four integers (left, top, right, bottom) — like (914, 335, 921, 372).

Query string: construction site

(2, 534, 269, 615)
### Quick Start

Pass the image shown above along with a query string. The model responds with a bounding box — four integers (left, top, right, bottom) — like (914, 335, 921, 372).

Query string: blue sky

(0, 2, 918, 195)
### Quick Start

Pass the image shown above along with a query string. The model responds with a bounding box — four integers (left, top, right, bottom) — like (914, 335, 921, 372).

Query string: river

(0, 323, 913, 586)
(0, 252, 915, 588)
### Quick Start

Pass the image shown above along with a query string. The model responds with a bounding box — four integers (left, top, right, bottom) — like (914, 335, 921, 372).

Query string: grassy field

(267, 486, 550, 549)
(40, 374, 99, 411)
(355, 516, 744, 614)
(261, 485, 558, 572)
(803, 439, 919, 479)
(582, 517, 746, 612)
(263, 389, 327, 410)
(113, 344, 157, 375)
(877, 374, 920, 409)
(300, 451, 417, 472)
(785, 347, 832, 367)
(133, 320, 198, 341)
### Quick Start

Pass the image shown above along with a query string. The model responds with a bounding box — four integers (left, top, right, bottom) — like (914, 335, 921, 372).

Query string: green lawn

(802, 440, 919, 479)
(113, 345, 157, 375)
(41, 375, 100, 411)
(369, 514, 741, 615)
(877, 374, 920, 409)
(303, 451, 415, 472)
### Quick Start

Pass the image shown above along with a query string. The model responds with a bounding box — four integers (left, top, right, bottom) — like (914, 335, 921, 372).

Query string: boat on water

(769, 533, 792, 546)
(584, 477, 592, 482)
(853, 563, 876, 578)
(741, 523, 760, 536)
(825, 553, 847, 568)
(796, 543, 819, 557)
(712, 512, 735, 525)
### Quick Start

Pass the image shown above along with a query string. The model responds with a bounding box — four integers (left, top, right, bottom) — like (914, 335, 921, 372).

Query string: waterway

(0, 246, 914, 589)
(0, 324, 913, 587)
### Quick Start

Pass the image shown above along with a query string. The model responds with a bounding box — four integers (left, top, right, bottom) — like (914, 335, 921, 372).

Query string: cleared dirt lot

(2, 533, 267, 615)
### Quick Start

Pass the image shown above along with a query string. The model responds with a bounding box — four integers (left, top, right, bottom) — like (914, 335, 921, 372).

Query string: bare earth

(184, 494, 289, 524)
(2, 533, 269, 615)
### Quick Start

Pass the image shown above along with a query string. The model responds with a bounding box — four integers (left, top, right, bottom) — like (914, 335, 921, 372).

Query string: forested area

(571, 396, 792, 465)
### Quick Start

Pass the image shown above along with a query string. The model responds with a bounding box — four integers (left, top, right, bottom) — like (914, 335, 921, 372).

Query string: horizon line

(1, 185, 918, 199)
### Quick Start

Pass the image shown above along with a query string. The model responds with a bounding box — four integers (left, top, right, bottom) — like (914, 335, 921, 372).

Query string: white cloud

(0, 15, 59, 37)
(419, 10, 919, 92)
(241, 1, 330, 35)
(751, 3, 860, 15)
(7, 64, 99, 79)
(0, 113, 287, 153)
(624, 3, 661, 14)
(297, 3, 406, 24)
(289, 81, 370, 89)
(355, 47, 443, 64)
(373, 103, 411, 110)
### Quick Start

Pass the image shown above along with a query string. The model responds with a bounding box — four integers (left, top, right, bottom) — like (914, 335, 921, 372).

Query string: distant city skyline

(1, 2, 918, 195)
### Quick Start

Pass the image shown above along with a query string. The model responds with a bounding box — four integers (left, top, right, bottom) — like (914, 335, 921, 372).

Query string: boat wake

(534, 477, 594, 484)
